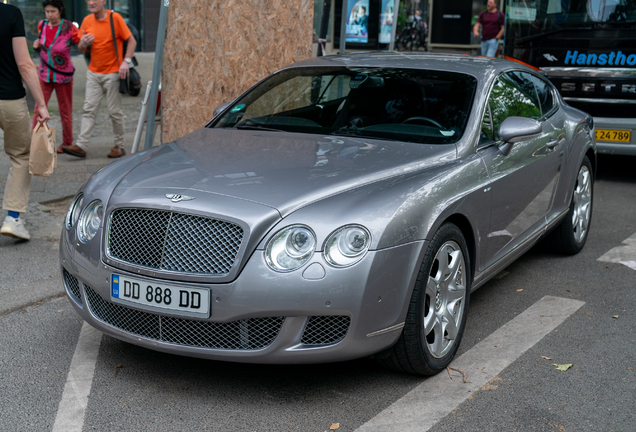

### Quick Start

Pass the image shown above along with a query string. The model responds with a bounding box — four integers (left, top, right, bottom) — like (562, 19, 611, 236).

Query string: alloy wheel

(572, 165, 592, 243)
(423, 240, 467, 358)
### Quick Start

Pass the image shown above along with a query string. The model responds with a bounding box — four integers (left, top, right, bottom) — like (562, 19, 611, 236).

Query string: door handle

(546, 139, 559, 149)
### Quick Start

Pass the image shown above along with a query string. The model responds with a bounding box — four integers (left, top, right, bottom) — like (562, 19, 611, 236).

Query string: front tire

(546, 156, 593, 255)
(378, 222, 471, 375)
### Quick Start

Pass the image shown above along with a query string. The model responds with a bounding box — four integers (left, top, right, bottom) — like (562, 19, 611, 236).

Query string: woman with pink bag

(32, 0, 80, 153)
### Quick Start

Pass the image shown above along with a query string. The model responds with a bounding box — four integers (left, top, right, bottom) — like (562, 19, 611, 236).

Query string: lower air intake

(63, 269, 82, 305)
(84, 285, 284, 350)
(301, 316, 351, 346)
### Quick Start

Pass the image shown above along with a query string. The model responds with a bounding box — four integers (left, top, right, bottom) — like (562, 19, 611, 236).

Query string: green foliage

(397, 2, 408, 30)
(553, 363, 573, 371)
(489, 76, 541, 136)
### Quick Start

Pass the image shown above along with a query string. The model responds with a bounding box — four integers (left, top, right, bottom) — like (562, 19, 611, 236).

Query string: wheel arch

(585, 147, 596, 178)
(435, 212, 477, 283)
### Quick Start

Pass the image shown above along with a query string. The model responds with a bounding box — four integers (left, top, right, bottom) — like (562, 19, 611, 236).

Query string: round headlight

(65, 193, 84, 228)
(265, 225, 316, 272)
(324, 225, 371, 267)
(77, 200, 103, 242)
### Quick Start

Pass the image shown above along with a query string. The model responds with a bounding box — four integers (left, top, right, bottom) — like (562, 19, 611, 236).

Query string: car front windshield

(210, 67, 477, 145)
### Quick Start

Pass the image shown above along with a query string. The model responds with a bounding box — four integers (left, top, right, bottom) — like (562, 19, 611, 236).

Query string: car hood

(114, 128, 457, 216)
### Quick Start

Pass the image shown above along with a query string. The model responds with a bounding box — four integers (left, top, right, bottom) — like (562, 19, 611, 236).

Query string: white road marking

(598, 232, 636, 270)
(620, 261, 636, 271)
(356, 296, 584, 432)
(52, 322, 102, 432)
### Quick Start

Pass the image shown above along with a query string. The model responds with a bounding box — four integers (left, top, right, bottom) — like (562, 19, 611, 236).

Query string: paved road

(1, 154, 635, 431)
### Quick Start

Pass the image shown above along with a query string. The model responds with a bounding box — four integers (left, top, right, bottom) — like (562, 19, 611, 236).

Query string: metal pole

(132, 81, 151, 153)
(317, 0, 331, 57)
(143, 0, 170, 150)
(339, 0, 347, 54)
(338, 0, 347, 98)
(389, 0, 400, 51)
(427, 0, 433, 52)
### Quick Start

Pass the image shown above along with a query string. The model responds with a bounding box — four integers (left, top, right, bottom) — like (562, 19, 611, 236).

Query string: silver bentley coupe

(60, 52, 595, 375)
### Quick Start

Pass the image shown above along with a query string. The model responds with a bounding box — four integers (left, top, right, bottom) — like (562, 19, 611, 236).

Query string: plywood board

(161, 0, 314, 143)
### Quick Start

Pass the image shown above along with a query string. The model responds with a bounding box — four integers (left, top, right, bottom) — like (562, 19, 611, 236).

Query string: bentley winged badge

(165, 193, 195, 202)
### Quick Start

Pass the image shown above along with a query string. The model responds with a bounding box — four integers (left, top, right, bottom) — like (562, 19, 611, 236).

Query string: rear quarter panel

(551, 105, 596, 217)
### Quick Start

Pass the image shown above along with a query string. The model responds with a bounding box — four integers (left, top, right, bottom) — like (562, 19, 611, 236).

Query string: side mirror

(497, 117, 543, 156)
(498, 116, 542, 143)
(213, 101, 232, 118)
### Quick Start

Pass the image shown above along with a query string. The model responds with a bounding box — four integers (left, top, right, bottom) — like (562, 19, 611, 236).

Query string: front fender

(257, 152, 491, 277)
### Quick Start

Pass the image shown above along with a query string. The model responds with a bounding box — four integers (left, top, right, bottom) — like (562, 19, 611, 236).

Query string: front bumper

(60, 231, 426, 364)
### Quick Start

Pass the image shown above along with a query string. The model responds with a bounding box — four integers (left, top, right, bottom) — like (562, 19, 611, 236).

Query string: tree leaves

(542, 356, 572, 371)
(553, 363, 573, 371)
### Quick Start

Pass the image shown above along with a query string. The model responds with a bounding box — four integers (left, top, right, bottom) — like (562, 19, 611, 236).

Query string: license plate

(595, 129, 631, 142)
(111, 274, 210, 318)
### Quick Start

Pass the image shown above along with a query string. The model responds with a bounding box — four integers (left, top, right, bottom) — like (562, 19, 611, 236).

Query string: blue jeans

(481, 38, 499, 57)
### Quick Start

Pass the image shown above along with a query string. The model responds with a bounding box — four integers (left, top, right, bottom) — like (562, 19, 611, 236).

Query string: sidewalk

(0, 52, 160, 207)
(0, 53, 161, 313)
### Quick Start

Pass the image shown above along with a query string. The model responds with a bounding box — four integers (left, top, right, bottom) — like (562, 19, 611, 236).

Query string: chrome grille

(85, 285, 284, 350)
(107, 208, 243, 275)
(301, 316, 350, 346)
(63, 269, 82, 304)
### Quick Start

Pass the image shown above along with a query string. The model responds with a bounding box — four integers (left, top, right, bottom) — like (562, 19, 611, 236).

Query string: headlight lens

(77, 200, 103, 242)
(324, 225, 371, 267)
(65, 193, 84, 228)
(265, 225, 316, 272)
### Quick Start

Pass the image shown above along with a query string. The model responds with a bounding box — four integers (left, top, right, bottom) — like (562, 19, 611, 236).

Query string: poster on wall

(379, 0, 395, 44)
(346, 0, 370, 43)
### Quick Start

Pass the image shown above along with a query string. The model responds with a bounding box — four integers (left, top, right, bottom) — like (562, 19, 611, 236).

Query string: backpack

(126, 66, 142, 96)
(104, 11, 141, 96)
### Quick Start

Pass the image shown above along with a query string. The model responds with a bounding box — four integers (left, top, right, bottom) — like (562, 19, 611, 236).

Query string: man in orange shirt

(63, 0, 136, 158)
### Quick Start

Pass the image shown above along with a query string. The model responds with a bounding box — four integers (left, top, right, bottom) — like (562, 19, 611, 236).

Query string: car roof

(281, 51, 536, 82)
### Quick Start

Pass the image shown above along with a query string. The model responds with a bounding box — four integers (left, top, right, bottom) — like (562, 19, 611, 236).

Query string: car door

(478, 71, 562, 269)
(526, 72, 568, 225)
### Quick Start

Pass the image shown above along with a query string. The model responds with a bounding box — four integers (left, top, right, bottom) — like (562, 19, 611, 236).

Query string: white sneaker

(1, 215, 31, 240)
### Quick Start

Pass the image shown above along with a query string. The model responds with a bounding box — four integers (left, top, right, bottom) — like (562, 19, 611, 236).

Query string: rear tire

(378, 222, 471, 375)
(546, 156, 593, 255)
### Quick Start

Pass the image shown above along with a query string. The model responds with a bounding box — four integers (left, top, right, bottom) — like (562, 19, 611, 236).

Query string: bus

(503, 0, 636, 155)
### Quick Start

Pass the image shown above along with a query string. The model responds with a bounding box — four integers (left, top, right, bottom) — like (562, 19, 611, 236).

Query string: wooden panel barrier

(161, 0, 314, 143)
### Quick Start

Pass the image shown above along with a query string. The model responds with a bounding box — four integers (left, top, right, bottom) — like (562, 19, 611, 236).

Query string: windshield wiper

(330, 128, 393, 142)
(514, 27, 596, 45)
(235, 124, 285, 132)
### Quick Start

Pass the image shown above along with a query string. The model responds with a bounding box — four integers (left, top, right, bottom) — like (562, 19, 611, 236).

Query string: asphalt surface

(0, 297, 83, 431)
(0, 154, 635, 431)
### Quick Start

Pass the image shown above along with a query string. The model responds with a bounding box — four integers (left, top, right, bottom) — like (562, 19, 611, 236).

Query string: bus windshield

(508, 0, 636, 39)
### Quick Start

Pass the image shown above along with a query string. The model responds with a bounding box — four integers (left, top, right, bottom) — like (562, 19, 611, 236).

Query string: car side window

(488, 74, 542, 140)
(480, 103, 493, 144)
(505, 72, 542, 120)
(527, 74, 556, 117)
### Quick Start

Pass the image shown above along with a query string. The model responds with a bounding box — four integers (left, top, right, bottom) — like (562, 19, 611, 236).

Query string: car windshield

(210, 67, 478, 144)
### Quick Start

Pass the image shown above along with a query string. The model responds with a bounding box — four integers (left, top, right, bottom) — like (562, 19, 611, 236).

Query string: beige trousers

(76, 70, 124, 150)
(0, 97, 32, 213)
